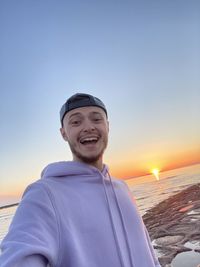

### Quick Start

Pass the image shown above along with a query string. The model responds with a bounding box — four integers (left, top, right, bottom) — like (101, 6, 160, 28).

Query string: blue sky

(0, 0, 200, 204)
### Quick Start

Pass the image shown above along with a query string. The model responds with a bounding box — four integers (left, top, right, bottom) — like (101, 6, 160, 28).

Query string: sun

(151, 168, 160, 181)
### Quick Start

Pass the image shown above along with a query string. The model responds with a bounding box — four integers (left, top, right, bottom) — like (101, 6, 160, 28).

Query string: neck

(73, 157, 104, 171)
(89, 161, 104, 171)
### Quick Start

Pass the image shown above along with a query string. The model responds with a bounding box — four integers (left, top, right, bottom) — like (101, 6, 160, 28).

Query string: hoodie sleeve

(144, 226, 161, 267)
(0, 182, 60, 267)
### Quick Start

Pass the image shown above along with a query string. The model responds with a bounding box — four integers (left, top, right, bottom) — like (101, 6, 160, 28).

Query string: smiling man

(0, 93, 161, 267)
(60, 95, 109, 170)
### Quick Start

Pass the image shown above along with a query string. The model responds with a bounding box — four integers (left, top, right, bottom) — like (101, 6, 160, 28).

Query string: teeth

(80, 137, 98, 143)
(83, 138, 97, 141)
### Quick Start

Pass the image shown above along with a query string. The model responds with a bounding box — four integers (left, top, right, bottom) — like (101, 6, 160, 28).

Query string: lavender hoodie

(0, 161, 161, 267)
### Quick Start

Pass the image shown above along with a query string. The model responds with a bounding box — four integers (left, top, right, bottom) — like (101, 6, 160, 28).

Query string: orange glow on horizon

(109, 149, 199, 179)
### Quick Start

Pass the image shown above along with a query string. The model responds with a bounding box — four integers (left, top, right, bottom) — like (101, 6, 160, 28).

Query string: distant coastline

(0, 203, 19, 210)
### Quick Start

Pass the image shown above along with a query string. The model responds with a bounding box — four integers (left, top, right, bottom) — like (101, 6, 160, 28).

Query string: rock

(143, 183, 200, 267)
(154, 235, 184, 246)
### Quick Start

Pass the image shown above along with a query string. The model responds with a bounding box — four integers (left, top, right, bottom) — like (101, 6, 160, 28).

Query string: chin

(69, 142, 107, 165)
(78, 154, 102, 164)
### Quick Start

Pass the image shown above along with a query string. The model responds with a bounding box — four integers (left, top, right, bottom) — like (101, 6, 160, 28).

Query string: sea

(0, 164, 199, 246)
(126, 163, 200, 216)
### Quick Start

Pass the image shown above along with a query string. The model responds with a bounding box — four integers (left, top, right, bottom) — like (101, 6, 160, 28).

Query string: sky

(0, 0, 200, 204)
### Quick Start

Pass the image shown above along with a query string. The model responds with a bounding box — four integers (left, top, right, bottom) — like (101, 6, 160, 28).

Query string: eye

(70, 119, 81, 126)
(94, 118, 101, 121)
(92, 114, 103, 123)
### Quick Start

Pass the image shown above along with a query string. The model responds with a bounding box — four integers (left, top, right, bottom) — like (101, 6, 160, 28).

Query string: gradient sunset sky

(0, 0, 200, 204)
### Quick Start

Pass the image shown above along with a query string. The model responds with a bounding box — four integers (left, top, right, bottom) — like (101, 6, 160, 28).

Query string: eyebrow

(90, 111, 103, 116)
(69, 112, 82, 119)
(69, 111, 103, 119)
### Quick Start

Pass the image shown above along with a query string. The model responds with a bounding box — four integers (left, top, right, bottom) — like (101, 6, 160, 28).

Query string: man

(0, 93, 161, 267)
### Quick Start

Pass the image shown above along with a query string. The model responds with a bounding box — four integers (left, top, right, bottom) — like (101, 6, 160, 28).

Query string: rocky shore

(143, 183, 200, 267)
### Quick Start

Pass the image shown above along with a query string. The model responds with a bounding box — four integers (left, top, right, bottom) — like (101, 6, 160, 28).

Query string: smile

(79, 136, 99, 145)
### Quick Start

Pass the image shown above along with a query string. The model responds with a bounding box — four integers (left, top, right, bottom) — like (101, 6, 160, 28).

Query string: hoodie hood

(41, 161, 109, 179)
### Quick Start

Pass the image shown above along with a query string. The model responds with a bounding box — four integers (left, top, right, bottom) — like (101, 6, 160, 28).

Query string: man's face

(60, 106, 109, 166)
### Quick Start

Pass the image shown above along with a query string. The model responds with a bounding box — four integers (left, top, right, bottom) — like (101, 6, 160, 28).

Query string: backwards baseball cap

(60, 93, 107, 125)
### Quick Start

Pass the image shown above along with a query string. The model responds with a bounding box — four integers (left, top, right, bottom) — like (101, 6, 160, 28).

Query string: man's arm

(0, 182, 59, 267)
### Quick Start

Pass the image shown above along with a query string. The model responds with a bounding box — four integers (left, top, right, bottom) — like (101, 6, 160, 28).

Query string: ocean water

(0, 206, 17, 243)
(0, 164, 199, 244)
(126, 163, 200, 216)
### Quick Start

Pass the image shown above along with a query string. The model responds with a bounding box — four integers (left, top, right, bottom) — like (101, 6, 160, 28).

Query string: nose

(82, 118, 95, 132)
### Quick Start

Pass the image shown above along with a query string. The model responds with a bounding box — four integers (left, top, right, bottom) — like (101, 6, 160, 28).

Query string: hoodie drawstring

(101, 175, 126, 267)
(108, 173, 135, 267)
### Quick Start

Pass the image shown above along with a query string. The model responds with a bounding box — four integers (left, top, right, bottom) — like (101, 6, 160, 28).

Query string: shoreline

(0, 203, 19, 210)
(143, 183, 200, 267)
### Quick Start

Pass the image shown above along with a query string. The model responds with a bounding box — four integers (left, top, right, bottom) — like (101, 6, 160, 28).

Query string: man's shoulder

(111, 177, 129, 189)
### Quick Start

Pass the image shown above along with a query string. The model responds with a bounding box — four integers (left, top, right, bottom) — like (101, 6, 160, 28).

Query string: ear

(60, 127, 68, 141)
(107, 120, 109, 133)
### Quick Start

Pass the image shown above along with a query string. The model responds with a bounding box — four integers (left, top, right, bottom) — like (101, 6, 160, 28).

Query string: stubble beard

(68, 139, 108, 165)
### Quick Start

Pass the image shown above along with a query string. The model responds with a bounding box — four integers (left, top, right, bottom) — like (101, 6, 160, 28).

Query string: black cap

(60, 93, 107, 125)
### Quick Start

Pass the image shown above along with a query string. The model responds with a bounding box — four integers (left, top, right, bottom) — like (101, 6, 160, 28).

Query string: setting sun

(151, 168, 160, 181)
